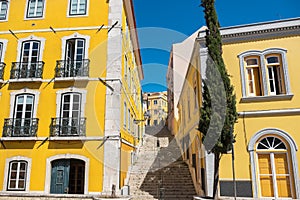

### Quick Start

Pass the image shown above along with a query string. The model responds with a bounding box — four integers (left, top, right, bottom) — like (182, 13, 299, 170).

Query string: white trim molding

(24, 0, 46, 20)
(2, 156, 32, 192)
(9, 88, 40, 118)
(238, 108, 300, 117)
(248, 128, 299, 199)
(0, 0, 10, 22)
(16, 35, 46, 62)
(55, 87, 87, 118)
(60, 32, 90, 60)
(238, 48, 291, 98)
(67, 0, 89, 18)
(44, 154, 90, 194)
(0, 39, 8, 62)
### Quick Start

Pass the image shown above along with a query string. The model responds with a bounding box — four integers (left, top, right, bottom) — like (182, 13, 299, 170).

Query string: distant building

(168, 18, 300, 199)
(143, 92, 168, 126)
(0, 0, 143, 197)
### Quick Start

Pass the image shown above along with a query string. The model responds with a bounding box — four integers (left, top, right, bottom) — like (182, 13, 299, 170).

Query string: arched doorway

(256, 136, 292, 198)
(50, 159, 85, 194)
(248, 129, 299, 199)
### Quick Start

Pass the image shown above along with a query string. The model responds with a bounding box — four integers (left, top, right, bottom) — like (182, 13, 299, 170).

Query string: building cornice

(197, 17, 300, 44)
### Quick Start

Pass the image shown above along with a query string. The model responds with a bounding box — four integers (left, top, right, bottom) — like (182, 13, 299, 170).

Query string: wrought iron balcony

(0, 62, 5, 80)
(2, 118, 39, 137)
(50, 117, 86, 137)
(55, 59, 90, 78)
(10, 61, 44, 79)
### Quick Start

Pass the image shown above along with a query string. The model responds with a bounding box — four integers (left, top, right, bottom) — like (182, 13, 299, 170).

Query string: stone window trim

(0, 0, 10, 21)
(67, 0, 89, 17)
(238, 48, 291, 99)
(24, 0, 46, 20)
(16, 35, 45, 63)
(55, 87, 87, 118)
(0, 39, 8, 62)
(3, 156, 32, 192)
(248, 128, 300, 199)
(9, 88, 40, 118)
(44, 154, 89, 194)
(61, 32, 90, 61)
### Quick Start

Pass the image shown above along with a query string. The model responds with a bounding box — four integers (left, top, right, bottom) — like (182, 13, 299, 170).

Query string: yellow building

(0, 0, 143, 197)
(169, 18, 300, 199)
(143, 91, 168, 126)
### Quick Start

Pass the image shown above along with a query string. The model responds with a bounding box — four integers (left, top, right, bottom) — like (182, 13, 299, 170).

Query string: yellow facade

(143, 92, 168, 126)
(0, 0, 143, 197)
(169, 18, 300, 199)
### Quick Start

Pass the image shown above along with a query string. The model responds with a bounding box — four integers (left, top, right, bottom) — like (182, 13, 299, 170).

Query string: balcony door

(20, 41, 40, 78)
(65, 38, 85, 77)
(60, 93, 81, 135)
(13, 94, 34, 136)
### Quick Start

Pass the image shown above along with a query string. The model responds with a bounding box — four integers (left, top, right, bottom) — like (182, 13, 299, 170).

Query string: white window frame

(24, 0, 46, 19)
(0, 0, 10, 21)
(44, 154, 89, 194)
(56, 87, 86, 118)
(0, 39, 8, 62)
(266, 55, 284, 96)
(238, 48, 291, 98)
(3, 156, 32, 192)
(245, 57, 261, 97)
(16, 35, 45, 64)
(61, 33, 90, 61)
(67, 0, 89, 17)
(9, 89, 40, 118)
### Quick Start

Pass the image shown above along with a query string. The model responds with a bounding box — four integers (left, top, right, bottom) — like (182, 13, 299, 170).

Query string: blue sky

(133, 0, 300, 92)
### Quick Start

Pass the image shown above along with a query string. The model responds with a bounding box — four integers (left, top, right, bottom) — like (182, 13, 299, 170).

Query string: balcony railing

(0, 62, 5, 80)
(55, 59, 90, 78)
(10, 61, 44, 79)
(2, 118, 39, 137)
(50, 117, 86, 137)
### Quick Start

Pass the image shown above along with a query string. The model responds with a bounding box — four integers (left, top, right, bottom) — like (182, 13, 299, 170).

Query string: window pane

(246, 58, 258, 66)
(0, 2, 8, 20)
(267, 56, 279, 64)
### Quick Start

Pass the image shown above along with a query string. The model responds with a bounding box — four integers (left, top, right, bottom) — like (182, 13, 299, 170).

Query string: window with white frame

(245, 57, 262, 96)
(69, 0, 87, 16)
(7, 161, 28, 191)
(266, 55, 285, 95)
(26, 0, 44, 18)
(0, 42, 3, 61)
(239, 48, 290, 98)
(0, 0, 8, 20)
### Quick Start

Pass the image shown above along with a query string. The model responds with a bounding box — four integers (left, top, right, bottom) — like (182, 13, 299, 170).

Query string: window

(7, 161, 27, 191)
(26, 0, 44, 18)
(13, 37, 45, 79)
(245, 57, 262, 96)
(0, 42, 3, 61)
(239, 48, 291, 98)
(266, 56, 285, 95)
(69, 0, 87, 16)
(154, 100, 157, 105)
(123, 102, 127, 128)
(3, 94, 38, 137)
(0, 0, 8, 20)
(154, 109, 158, 115)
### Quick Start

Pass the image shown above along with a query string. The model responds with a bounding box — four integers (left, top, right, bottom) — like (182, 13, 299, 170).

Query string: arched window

(238, 48, 291, 98)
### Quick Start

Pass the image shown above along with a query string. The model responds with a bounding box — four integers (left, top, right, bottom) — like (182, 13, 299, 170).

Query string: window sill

(54, 77, 89, 82)
(49, 136, 103, 141)
(0, 79, 4, 83)
(9, 78, 43, 83)
(240, 94, 293, 103)
(0, 137, 47, 141)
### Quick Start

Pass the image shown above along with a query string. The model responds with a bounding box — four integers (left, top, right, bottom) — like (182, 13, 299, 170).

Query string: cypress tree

(198, 0, 238, 198)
